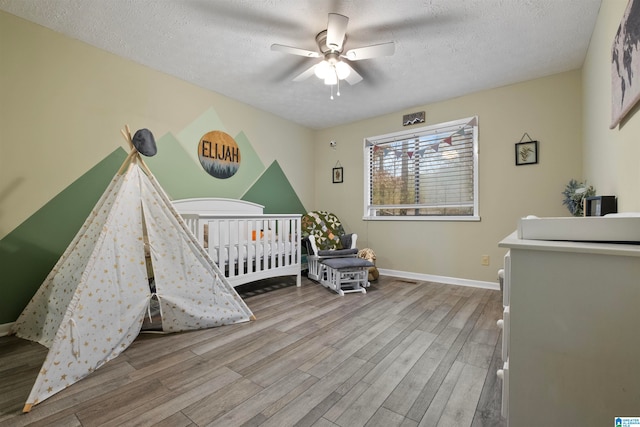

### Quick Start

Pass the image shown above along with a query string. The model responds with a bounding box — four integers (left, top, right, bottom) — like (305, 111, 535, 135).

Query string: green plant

(562, 179, 595, 216)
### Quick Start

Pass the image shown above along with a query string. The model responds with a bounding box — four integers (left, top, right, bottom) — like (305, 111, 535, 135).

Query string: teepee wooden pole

(116, 149, 138, 175)
(138, 158, 155, 178)
(117, 125, 142, 175)
(120, 125, 135, 150)
(120, 125, 157, 178)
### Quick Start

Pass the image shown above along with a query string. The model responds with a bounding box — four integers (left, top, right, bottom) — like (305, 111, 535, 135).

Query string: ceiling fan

(271, 13, 395, 97)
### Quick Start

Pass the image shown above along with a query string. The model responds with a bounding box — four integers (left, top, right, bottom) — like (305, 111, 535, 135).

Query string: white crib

(173, 198, 301, 287)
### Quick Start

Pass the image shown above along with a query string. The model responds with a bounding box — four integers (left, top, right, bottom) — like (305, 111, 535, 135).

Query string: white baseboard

(0, 322, 15, 337)
(378, 269, 500, 291)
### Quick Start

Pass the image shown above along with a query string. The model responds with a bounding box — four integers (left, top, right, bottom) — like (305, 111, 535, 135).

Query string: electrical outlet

(481, 255, 490, 266)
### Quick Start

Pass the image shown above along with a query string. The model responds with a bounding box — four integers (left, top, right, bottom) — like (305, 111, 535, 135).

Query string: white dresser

(498, 231, 640, 427)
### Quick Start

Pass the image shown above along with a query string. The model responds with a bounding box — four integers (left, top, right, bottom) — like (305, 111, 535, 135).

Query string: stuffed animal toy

(358, 248, 379, 281)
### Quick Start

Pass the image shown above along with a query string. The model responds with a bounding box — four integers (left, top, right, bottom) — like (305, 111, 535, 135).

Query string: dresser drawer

(497, 359, 509, 419)
(502, 251, 511, 307)
(502, 306, 510, 362)
(497, 305, 510, 361)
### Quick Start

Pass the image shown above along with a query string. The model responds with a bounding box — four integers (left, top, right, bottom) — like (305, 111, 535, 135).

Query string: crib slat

(246, 219, 253, 276)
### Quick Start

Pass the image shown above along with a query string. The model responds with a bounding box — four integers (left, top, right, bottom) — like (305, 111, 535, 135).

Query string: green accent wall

(0, 149, 127, 324)
(242, 161, 306, 215)
(233, 130, 266, 194)
(144, 132, 220, 199)
(176, 107, 227, 165)
(1, 108, 307, 325)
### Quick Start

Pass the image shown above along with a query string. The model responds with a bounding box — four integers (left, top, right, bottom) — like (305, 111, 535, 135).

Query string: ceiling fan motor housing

(316, 30, 346, 55)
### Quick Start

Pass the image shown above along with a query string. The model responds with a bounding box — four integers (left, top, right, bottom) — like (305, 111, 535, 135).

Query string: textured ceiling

(0, 0, 602, 130)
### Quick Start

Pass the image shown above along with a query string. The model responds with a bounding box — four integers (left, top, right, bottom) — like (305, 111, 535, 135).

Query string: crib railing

(180, 213, 301, 287)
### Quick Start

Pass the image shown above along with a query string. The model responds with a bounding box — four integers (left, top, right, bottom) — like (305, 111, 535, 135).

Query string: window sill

(363, 215, 481, 222)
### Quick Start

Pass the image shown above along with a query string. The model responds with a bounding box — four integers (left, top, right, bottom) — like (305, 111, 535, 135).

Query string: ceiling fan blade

(343, 64, 363, 85)
(271, 44, 320, 58)
(345, 42, 395, 61)
(326, 13, 349, 51)
(292, 63, 318, 82)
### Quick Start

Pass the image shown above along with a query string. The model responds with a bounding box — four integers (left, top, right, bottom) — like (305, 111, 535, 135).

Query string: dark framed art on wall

(515, 141, 538, 166)
(332, 167, 343, 183)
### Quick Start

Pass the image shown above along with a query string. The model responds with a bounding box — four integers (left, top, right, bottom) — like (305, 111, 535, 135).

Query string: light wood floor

(0, 275, 505, 427)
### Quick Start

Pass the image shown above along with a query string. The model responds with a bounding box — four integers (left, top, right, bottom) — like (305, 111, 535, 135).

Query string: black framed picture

(515, 141, 538, 166)
(332, 167, 343, 183)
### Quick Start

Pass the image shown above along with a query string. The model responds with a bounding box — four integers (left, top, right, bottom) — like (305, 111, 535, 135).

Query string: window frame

(363, 116, 480, 222)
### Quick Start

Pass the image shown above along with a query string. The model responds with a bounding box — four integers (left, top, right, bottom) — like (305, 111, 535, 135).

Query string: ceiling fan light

(335, 61, 350, 80)
(324, 72, 338, 85)
(314, 60, 330, 79)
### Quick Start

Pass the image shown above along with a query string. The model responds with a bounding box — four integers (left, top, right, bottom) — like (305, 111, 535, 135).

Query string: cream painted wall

(583, 0, 640, 211)
(0, 11, 315, 239)
(314, 71, 583, 283)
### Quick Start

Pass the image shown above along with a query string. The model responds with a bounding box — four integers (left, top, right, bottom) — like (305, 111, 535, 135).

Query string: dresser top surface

(499, 231, 640, 257)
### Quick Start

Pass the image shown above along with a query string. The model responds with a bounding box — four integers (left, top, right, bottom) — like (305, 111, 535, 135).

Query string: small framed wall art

(402, 111, 425, 126)
(332, 166, 343, 183)
(515, 140, 538, 166)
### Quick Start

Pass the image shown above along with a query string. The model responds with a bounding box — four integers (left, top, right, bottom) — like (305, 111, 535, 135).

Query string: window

(364, 116, 479, 221)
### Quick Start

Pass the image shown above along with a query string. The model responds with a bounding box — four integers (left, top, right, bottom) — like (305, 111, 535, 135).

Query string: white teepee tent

(12, 127, 254, 412)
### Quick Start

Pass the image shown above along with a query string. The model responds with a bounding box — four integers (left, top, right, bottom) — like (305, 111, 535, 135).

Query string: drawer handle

(496, 319, 504, 329)
(497, 369, 504, 380)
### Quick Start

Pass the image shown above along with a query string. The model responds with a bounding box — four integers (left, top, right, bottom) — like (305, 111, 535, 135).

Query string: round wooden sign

(197, 130, 241, 179)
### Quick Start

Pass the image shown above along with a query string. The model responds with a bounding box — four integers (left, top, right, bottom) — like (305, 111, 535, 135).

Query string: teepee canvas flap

(139, 170, 252, 331)
(12, 172, 128, 347)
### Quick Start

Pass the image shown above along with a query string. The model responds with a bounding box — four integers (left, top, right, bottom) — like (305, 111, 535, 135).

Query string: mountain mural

(0, 149, 127, 324)
(145, 130, 265, 200)
(242, 161, 306, 215)
(0, 108, 307, 324)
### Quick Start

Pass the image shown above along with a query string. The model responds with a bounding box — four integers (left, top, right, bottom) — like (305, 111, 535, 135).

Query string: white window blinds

(364, 116, 479, 220)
